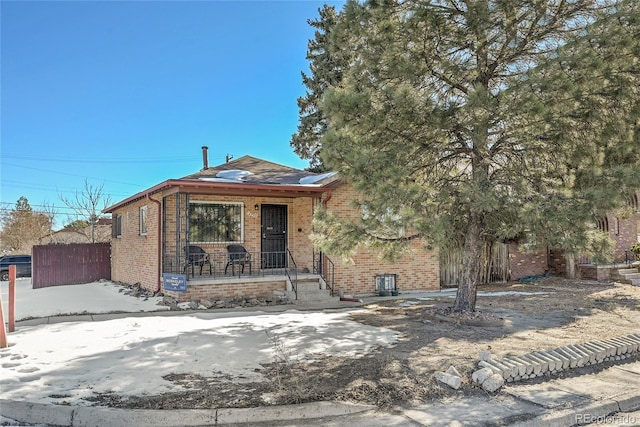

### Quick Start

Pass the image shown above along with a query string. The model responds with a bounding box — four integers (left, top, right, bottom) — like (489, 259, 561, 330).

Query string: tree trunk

(452, 216, 484, 312)
(565, 253, 576, 279)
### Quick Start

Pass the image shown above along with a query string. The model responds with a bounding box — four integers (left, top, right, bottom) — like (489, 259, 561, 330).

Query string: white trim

(139, 205, 148, 236)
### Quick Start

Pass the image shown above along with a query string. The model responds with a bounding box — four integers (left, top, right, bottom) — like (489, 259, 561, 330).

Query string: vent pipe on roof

(202, 146, 209, 170)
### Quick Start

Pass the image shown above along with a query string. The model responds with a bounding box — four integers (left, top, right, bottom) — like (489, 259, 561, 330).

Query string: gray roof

(182, 155, 338, 186)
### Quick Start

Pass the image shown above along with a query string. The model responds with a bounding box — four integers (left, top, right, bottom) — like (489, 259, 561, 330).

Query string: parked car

(0, 255, 32, 281)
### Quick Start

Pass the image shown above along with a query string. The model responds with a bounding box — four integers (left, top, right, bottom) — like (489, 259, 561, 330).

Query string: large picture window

(189, 202, 243, 243)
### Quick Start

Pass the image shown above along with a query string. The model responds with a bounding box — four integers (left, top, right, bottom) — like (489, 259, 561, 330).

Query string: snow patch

(215, 169, 253, 180)
(299, 171, 337, 185)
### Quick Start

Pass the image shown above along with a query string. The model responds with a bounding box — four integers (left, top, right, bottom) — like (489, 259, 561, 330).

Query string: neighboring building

(40, 218, 112, 245)
(547, 191, 640, 280)
(600, 198, 639, 263)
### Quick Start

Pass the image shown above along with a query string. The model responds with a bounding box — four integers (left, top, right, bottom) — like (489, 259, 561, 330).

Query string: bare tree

(59, 180, 112, 243)
(0, 197, 55, 254)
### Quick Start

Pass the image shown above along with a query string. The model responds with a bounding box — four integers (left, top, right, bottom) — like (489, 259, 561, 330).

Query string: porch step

(612, 268, 640, 286)
(296, 279, 324, 292)
(288, 276, 337, 302)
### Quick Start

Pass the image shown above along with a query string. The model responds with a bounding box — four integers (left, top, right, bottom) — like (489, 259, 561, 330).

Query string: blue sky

(1, 0, 342, 226)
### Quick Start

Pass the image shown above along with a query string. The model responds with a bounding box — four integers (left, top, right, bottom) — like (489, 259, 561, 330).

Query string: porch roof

(103, 155, 341, 213)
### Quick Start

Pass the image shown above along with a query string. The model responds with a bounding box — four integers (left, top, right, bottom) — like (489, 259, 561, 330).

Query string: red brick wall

(577, 265, 611, 281)
(545, 189, 640, 272)
(164, 279, 286, 302)
(607, 211, 638, 262)
(111, 198, 160, 292)
(111, 192, 317, 293)
(509, 244, 548, 279)
(181, 194, 316, 272)
(323, 184, 440, 295)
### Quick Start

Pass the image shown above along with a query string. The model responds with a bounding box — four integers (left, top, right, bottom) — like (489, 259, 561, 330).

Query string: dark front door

(261, 204, 287, 269)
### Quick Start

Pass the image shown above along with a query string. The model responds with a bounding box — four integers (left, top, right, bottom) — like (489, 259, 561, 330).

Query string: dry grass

(89, 277, 640, 410)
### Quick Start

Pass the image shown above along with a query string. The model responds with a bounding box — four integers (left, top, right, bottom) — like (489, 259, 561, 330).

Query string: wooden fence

(439, 242, 509, 287)
(32, 243, 111, 288)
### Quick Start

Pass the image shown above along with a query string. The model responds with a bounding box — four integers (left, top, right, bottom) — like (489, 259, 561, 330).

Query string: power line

(1, 164, 154, 188)
(0, 202, 108, 212)
(1, 153, 226, 164)
(1, 180, 132, 198)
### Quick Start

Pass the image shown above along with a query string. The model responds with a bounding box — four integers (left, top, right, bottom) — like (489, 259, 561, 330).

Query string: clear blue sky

(1, 0, 342, 227)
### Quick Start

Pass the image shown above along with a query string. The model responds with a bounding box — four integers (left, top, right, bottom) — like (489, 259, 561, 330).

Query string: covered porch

(157, 187, 335, 302)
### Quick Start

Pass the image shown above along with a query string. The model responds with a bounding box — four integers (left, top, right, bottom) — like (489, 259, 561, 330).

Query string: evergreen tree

(291, 5, 345, 171)
(305, 0, 640, 312)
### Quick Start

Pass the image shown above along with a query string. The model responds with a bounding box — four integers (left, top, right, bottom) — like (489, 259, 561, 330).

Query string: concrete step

(295, 292, 335, 302)
(611, 268, 640, 284)
(296, 280, 322, 292)
(614, 279, 640, 286)
(295, 288, 335, 300)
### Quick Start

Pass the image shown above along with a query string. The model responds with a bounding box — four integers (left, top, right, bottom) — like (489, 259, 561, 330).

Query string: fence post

(0, 293, 6, 347)
(9, 265, 16, 332)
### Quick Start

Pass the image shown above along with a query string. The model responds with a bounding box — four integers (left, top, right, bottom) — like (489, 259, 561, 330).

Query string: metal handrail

(313, 252, 335, 297)
(285, 249, 298, 300)
(173, 250, 290, 279)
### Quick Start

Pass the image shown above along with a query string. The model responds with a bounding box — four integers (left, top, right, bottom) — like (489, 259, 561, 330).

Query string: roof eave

(103, 179, 332, 213)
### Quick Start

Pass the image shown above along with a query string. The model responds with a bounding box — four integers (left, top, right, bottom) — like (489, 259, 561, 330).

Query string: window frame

(376, 274, 397, 291)
(189, 201, 244, 244)
(114, 214, 123, 238)
(139, 205, 148, 236)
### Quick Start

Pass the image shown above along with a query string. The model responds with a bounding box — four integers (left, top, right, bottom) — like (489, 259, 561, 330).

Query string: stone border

(475, 333, 640, 384)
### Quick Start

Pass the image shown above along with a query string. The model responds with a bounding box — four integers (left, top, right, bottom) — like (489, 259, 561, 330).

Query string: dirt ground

(90, 277, 640, 410)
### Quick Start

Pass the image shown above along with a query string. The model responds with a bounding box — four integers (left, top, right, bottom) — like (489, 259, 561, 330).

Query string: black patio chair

(184, 245, 212, 277)
(224, 244, 252, 276)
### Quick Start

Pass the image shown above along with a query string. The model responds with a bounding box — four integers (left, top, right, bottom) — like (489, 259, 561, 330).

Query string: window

(139, 206, 148, 236)
(597, 217, 609, 233)
(627, 193, 639, 211)
(113, 214, 122, 238)
(376, 274, 397, 291)
(189, 202, 243, 243)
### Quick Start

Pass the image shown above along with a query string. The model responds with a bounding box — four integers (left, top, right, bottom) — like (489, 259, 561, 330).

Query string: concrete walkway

(2, 291, 639, 427)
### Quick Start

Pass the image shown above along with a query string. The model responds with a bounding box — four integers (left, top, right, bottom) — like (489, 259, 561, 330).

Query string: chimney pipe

(201, 146, 209, 170)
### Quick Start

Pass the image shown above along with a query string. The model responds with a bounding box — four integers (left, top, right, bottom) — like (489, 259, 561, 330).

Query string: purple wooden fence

(32, 243, 111, 288)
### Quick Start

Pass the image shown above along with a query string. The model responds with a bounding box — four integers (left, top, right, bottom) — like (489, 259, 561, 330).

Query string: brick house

(602, 191, 640, 262)
(104, 149, 441, 301)
(104, 148, 639, 301)
(548, 191, 640, 280)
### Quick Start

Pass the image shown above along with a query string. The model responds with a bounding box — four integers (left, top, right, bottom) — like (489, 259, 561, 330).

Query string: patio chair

(184, 245, 212, 277)
(224, 244, 252, 276)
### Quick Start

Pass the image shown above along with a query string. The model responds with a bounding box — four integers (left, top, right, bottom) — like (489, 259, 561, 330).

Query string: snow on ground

(0, 280, 398, 406)
(478, 291, 547, 297)
(1, 279, 168, 321)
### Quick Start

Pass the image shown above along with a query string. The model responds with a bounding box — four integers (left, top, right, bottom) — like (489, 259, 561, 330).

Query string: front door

(261, 204, 287, 269)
